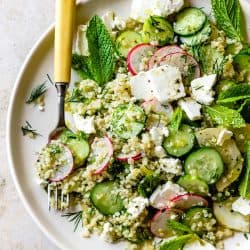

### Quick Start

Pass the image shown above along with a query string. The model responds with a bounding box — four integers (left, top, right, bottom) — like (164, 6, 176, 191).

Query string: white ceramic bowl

(6, 0, 250, 249)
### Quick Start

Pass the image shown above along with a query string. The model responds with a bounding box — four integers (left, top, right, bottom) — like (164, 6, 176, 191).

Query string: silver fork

(47, 0, 76, 210)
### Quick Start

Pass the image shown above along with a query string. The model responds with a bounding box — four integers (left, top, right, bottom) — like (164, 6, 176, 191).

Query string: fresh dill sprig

(62, 211, 83, 232)
(66, 88, 86, 103)
(46, 74, 54, 85)
(21, 121, 41, 138)
(26, 82, 48, 104)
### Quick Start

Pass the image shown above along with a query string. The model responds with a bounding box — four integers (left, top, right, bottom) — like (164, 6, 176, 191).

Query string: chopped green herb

(21, 121, 41, 138)
(62, 211, 83, 232)
(167, 220, 194, 235)
(169, 107, 183, 132)
(26, 82, 48, 104)
(66, 88, 87, 103)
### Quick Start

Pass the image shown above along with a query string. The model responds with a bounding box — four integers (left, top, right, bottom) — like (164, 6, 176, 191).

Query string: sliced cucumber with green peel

(163, 125, 195, 157)
(174, 7, 207, 36)
(59, 129, 89, 167)
(183, 207, 216, 235)
(234, 52, 250, 82)
(90, 181, 124, 215)
(180, 21, 212, 46)
(111, 103, 146, 139)
(116, 31, 142, 57)
(184, 148, 224, 184)
(177, 175, 209, 196)
(142, 16, 174, 46)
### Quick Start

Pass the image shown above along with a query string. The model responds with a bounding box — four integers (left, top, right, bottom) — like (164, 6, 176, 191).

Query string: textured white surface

(0, 1, 57, 249)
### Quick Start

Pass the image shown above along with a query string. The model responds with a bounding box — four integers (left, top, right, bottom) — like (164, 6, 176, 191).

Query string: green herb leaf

(217, 84, 250, 103)
(212, 0, 244, 41)
(167, 220, 193, 235)
(159, 234, 194, 250)
(26, 82, 48, 104)
(86, 15, 115, 85)
(72, 53, 93, 80)
(66, 88, 87, 103)
(138, 175, 161, 198)
(205, 105, 246, 128)
(62, 211, 83, 232)
(21, 121, 41, 138)
(169, 107, 183, 132)
(239, 142, 250, 199)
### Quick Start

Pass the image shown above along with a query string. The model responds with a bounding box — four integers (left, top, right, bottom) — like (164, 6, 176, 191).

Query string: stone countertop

(0, 1, 57, 249)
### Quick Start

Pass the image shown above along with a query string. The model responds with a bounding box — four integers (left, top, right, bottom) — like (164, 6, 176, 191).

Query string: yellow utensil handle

(54, 0, 76, 83)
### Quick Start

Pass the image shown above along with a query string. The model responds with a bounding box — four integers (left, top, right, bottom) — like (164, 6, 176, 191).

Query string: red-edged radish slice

(127, 43, 156, 75)
(170, 194, 208, 210)
(159, 52, 200, 82)
(49, 142, 74, 182)
(117, 152, 142, 162)
(148, 45, 184, 69)
(89, 136, 113, 175)
(150, 208, 183, 238)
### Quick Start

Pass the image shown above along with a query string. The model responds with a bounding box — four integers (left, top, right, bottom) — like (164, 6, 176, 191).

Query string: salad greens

(159, 234, 194, 250)
(168, 107, 183, 132)
(212, 0, 244, 41)
(205, 105, 246, 128)
(239, 142, 250, 199)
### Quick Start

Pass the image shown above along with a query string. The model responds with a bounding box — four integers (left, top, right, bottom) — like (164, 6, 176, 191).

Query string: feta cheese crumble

(191, 74, 217, 105)
(216, 129, 233, 146)
(73, 114, 96, 134)
(178, 98, 202, 121)
(101, 222, 114, 242)
(150, 181, 186, 209)
(76, 25, 89, 56)
(159, 158, 183, 175)
(127, 197, 149, 219)
(232, 197, 250, 216)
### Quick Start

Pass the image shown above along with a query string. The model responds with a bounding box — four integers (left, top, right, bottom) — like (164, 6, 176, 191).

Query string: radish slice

(159, 52, 200, 83)
(117, 152, 142, 162)
(148, 45, 184, 69)
(88, 137, 113, 175)
(171, 194, 208, 210)
(49, 142, 74, 182)
(127, 43, 156, 75)
(150, 208, 183, 238)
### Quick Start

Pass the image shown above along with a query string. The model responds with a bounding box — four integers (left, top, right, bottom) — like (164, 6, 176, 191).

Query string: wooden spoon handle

(54, 0, 76, 83)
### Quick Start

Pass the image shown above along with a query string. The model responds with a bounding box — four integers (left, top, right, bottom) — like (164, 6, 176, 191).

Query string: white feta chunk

(150, 181, 186, 209)
(183, 240, 216, 250)
(75, 25, 89, 56)
(191, 74, 217, 105)
(154, 146, 167, 158)
(232, 197, 250, 216)
(216, 129, 233, 146)
(159, 158, 183, 175)
(130, 72, 154, 100)
(130, 0, 184, 22)
(73, 114, 96, 134)
(102, 11, 115, 32)
(150, 126, 164, 146)
(148, 65, 186, 104)
(127, 197, 149, 218)
(178, 98, 202, 121)
(100, 222, 113, 243)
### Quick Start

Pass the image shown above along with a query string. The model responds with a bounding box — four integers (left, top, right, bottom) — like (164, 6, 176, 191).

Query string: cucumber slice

(234, 52, 250, 82)
(116, 31, 142, 57)
(184, 148, 224, 184)
(59, 130, 89, 167)
(111, 104, 146, 139)
(180, 21, 212, 46)
(177, 175, 209, 196)
(183, 207, 216, 235)
(90, 181, 124, 215)
(174, 8, 207, 36)
(159, 234, 194, 250)
(163, 125, 195, 157)
(184, 148, 224, 185)
(142, 16, 174, 46)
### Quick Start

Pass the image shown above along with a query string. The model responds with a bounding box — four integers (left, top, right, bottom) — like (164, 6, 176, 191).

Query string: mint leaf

(239, 142, 250, 198)
(167, 220, 193, 235)
(217, 84, 250, 103)
(159, 234, 194, 250)
(86, 15, 115, 85)
(169, 107, 183, 132)
(72, 53, 92, 80)
(212, 0, 244, 41)
(205, 105, 246, 128)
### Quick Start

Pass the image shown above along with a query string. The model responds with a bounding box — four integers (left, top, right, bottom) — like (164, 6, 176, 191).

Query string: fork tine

(66, 193, 70, 207)
(48, 184, 51, 211)
(55, 185, 58, 210)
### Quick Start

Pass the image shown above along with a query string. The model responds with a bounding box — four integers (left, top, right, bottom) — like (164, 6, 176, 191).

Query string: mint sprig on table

(72, 15, 115, 85)
(212, 0, 244, 41)
(205, 105, 246, 128)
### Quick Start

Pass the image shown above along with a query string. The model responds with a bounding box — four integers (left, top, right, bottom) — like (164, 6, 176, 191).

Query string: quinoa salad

(33, 0, 250, 249)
